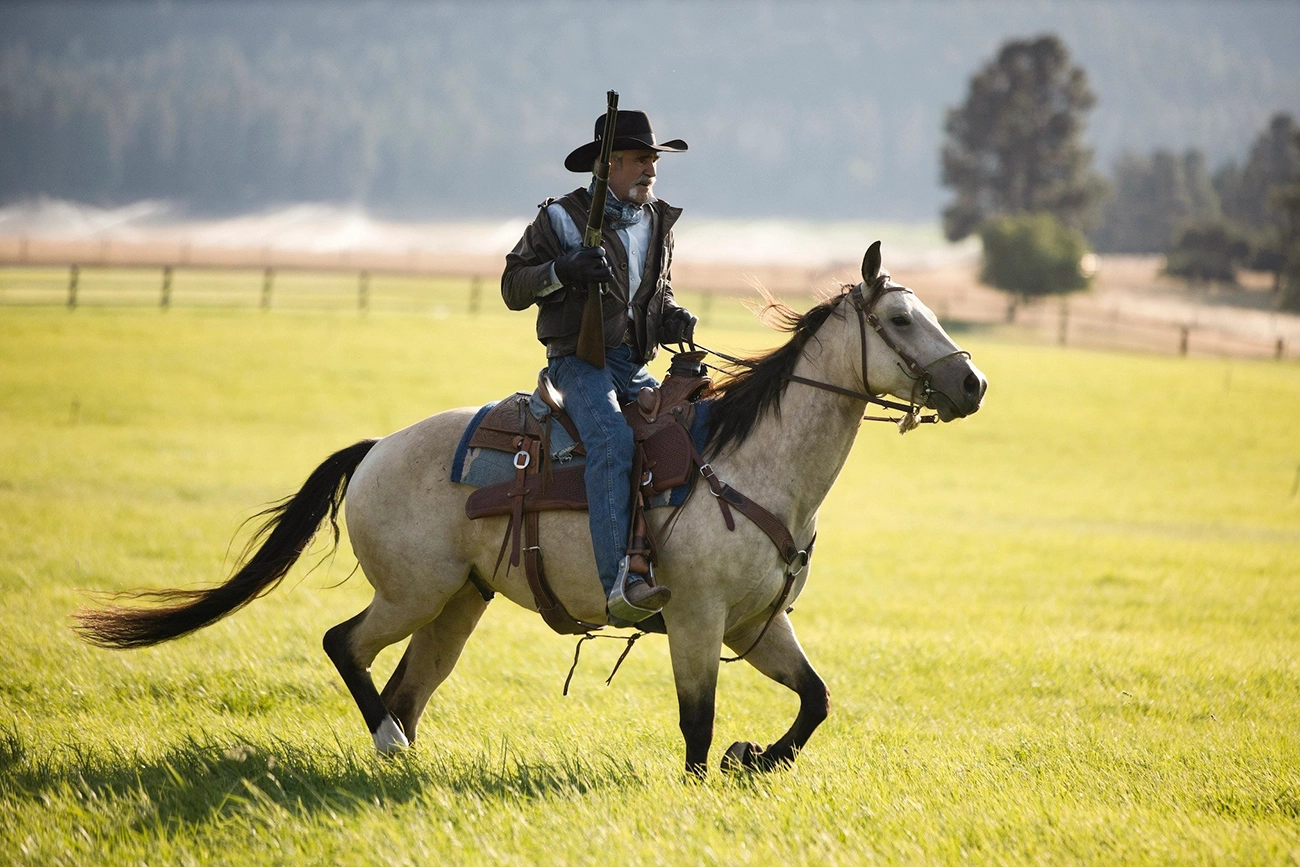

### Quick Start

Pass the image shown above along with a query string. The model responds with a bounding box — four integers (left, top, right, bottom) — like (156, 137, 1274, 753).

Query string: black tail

(75, 439, 380, 649)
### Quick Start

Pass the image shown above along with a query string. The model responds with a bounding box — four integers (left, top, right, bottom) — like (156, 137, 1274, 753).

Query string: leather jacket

(501, 187, 684, 364)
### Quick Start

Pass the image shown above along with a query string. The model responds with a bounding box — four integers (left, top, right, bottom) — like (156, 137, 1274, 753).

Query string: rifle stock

(574, 91, 619, 368)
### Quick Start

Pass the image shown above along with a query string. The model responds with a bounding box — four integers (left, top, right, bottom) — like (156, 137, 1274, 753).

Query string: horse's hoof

(372, 716, 410, 755)
(720, 741, 762, 773)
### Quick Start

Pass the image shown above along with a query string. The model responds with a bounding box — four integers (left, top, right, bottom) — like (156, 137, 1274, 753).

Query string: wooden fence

(0, 256, 1295, 362)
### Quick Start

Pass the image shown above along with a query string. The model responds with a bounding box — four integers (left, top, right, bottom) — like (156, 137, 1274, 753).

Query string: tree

(1164, 220, 1251, 284)
(941, 35, 1106, 242)
(1219, 113, 1299, 231)
(1276, 130, 1300, 312)
(1216, 114, 1300, 293)
(978, 213, 1091, 301)
(1091, 149, 1220, 254)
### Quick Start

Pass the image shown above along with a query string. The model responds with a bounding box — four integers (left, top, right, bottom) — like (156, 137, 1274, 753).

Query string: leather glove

(661, 306, 698, 346)
(553, 246, 612, 287)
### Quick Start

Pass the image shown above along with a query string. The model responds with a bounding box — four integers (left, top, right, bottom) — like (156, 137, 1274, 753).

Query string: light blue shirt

(541, 199, 652, 322)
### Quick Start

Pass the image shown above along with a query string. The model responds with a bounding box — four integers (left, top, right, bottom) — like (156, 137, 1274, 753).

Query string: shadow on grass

(0, 722, 642, 831)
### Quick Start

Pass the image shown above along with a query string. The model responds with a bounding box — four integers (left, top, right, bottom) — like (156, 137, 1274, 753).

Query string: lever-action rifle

(574, 90, 619, 369)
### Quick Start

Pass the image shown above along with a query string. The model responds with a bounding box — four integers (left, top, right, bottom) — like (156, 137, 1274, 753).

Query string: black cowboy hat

(564, 109, 688, 173)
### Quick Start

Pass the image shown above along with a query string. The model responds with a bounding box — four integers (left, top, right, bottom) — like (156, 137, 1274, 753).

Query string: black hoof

(720, 741, 763, 773)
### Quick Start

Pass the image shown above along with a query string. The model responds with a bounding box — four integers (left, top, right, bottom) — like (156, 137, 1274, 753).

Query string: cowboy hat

(564, 109, 688, 173)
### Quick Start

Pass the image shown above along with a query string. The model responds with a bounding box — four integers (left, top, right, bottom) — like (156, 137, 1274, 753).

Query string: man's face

(607, 150, 659, 204)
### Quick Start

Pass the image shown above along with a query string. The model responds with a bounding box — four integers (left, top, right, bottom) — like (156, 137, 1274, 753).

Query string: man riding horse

(501, 108, 697, 624)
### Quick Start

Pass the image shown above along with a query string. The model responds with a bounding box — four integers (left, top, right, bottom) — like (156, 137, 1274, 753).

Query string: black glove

(661, 307, 698, 346)
(553, 246, 612, 287)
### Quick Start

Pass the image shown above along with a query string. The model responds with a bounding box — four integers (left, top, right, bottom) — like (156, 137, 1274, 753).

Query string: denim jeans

(547, 344, 658, 595)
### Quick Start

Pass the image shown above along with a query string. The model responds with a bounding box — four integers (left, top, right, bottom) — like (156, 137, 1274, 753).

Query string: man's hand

(661, 307, 698, 346)
(554, 246, 612, 287)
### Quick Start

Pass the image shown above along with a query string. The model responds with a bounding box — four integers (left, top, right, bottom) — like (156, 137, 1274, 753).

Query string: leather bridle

(696, 277, 971, 427)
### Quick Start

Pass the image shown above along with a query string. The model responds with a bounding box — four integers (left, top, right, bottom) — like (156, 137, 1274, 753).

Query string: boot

(606, 556, 671, 623)
(623, 577, 671, 610)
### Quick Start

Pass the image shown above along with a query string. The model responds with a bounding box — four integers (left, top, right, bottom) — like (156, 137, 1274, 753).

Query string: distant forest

(2, 1, 1299, 225)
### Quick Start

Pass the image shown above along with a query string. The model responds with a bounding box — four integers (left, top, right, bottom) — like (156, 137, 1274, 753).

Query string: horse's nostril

(963, 372, 981, 398)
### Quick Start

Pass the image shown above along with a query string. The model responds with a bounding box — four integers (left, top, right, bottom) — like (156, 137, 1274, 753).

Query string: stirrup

(606, 556, 662, 626)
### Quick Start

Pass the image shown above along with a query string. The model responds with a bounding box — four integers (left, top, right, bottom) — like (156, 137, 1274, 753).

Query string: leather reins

(693, 277, 971, 427)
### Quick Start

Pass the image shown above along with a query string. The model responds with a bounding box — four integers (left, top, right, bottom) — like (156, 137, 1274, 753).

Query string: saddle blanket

(451, 389, 713, 509)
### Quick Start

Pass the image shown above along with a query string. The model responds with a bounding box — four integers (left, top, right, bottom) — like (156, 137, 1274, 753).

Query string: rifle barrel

(575, 90, 619, 368)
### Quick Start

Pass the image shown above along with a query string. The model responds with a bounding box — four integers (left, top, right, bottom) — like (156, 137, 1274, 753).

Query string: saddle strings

(563, 630, 646, 695)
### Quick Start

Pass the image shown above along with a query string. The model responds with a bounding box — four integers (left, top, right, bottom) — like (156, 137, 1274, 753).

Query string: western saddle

(462, 351, 808, 638)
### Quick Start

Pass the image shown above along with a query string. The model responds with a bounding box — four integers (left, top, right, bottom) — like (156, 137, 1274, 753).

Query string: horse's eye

(890, 315, 911, 327)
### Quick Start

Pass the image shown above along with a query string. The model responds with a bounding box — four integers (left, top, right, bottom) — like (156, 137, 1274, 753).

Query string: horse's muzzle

(926, 354, 987, 422)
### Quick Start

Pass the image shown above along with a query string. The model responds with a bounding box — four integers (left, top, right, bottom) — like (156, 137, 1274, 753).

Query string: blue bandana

(589, 181, 648, 231)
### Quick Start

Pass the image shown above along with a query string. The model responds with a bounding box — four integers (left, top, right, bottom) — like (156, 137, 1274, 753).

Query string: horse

(76, 241, 987, 777)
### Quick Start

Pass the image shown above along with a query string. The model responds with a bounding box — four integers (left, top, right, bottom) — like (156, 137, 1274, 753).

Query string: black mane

(704, 291, 848, 458)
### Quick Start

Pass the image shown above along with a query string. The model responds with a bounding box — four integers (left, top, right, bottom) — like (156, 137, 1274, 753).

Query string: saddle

(461, 351, 810, 643)
(462, 352, 712, 634)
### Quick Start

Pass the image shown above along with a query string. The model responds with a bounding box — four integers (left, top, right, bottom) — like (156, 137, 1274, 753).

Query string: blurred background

(2, 0, 1299, 352)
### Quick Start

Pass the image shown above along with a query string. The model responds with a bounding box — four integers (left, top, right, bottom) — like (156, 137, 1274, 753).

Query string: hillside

(2, 1, 1299, 220)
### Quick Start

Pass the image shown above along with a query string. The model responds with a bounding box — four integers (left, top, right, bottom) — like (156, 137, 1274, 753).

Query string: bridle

(695, 276, 971, 430)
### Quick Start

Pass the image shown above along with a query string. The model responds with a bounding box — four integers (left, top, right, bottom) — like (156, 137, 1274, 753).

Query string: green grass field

(1, 293, 1298, 864)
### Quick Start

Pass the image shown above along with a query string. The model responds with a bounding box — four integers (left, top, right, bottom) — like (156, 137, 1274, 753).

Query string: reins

(689, 278, 967, 431)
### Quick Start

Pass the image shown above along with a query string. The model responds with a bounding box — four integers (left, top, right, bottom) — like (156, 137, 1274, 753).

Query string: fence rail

(0, 260, 1295, 362)
(0, 262, 489, 316)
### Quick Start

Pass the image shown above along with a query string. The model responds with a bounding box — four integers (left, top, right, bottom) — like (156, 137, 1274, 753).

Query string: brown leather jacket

(501, 187, 684, 363)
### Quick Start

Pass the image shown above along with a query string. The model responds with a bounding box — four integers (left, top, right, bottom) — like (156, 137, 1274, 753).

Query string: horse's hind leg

(380, 579, 489, 744)
(324, 593, 447, 753)
(721, 612, 829, 773)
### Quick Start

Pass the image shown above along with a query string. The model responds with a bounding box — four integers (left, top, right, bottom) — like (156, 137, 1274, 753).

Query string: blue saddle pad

(451, 389, 712, 509)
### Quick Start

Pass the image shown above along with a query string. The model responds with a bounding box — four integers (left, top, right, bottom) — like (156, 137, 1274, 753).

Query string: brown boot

(623, 578, 671, 611)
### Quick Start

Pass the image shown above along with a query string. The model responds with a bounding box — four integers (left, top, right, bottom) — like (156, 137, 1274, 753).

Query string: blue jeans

(547, 344, 658, 595)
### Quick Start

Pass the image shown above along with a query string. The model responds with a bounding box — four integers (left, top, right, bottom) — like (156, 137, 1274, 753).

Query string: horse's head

(853, 241, 987, 422)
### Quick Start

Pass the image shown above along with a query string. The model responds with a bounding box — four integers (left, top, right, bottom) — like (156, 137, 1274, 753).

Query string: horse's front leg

(666, 613, 725, 778)
(721, 611, 829, 773)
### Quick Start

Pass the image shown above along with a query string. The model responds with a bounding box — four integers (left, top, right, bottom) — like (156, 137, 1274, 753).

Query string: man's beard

(625, 177, 655, 204)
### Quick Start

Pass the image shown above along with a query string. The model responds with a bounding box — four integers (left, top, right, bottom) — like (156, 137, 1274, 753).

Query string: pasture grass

(1, 292, 1298, 864)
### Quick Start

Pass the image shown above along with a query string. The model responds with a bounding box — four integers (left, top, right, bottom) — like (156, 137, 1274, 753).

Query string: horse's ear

(861, 241, 882, 286)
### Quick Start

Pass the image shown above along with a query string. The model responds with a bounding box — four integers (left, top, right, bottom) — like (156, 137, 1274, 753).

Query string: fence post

(358, 270, 370, 312)
(468, 275, 482, 314)
(161, 266, 173, 310)
(1179, 326, 1190, 356)
(67, 265, 79, 309)
(1057, 302, 1069, 346)
(1276, 338, 1285, 361)
(261, 268, 273, 311)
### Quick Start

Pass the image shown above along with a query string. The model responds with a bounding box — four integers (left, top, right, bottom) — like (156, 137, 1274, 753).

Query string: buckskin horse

(77, 241, 987, 777)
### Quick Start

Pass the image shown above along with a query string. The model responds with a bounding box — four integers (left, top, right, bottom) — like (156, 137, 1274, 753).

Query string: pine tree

(941, 35, 1106, 242)
(1221, 113, 1299, 232)
(1217, 113, 1299, 289)
(1277, 129, 1300, 312)
(1092, 149, 1220, 254)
